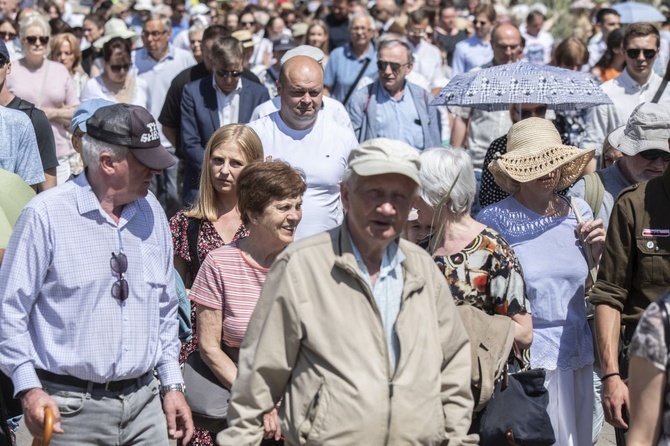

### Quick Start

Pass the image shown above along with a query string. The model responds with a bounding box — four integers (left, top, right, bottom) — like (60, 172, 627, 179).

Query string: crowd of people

(1, 0, 670, 445)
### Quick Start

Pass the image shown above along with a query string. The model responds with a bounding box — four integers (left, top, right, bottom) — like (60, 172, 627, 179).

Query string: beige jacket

(218, 223, 478, 446)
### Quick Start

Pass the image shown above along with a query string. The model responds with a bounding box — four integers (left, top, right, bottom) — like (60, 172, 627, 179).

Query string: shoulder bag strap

(571, 197, 598, 285)
(186, 217, 202, 282)
(342, 57, 371, 107)
(583, 171, 605, 218)
(652, 79, 669, 104)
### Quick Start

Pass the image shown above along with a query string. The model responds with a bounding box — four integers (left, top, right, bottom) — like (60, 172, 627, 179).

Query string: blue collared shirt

(0, 173, 182, 395)
(349, 235, 405, 372)
(324, 43, 377, 103)
(451, 36, 493, 76)
(374, 83, 424, 150)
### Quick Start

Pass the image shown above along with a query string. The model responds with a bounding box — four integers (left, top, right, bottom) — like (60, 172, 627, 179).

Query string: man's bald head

(278, 56, 324, 131)
(491, 23, 523, 66)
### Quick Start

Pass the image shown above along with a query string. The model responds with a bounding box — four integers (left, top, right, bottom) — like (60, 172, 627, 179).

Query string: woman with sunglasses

(7, 13, 79, 184)
(0, 18, 19, 61)
(80, 37, 149, 108)
(49, 32, 88, 98)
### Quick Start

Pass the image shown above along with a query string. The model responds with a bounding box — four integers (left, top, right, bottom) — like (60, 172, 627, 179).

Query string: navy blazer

(181, 76, 270, 204)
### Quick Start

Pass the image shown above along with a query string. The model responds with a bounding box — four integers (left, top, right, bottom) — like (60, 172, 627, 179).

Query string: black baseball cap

(86, 104, 175, 170)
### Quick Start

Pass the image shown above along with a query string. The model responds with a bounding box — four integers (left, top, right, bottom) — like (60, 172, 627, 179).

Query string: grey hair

(349, 12, 376, 31)
(377, 38, 414, 64)
(144, 13, 171, 33)
(419, 148, 476, 216)
(19, 12, 51, 39)
(82, 134, 128, 168)
(188, 22, 207, 37)
(210, 36, 243, 67)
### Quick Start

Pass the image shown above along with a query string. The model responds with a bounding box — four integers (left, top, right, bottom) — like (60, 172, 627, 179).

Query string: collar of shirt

(136, 43, 176, 66)
(619, 67, 656, 90)
(344, 43, 376, 61)
(212, 75, 243, 97)
(348, 233, 405, 287)
(75, 171, 141, 228)
(378, 80, 409, 103)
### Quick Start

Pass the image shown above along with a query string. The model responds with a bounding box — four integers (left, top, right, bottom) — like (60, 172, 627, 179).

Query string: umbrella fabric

(612, 1, 665, 23)
(432, 62, 613, 111)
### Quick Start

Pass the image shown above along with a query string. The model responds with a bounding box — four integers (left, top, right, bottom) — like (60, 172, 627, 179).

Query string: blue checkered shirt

(0, 172, 182, 395)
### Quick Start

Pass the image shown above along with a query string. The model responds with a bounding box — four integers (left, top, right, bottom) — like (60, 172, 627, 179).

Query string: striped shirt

(190, 243, 269, 348)
(0, 173, 182, 395)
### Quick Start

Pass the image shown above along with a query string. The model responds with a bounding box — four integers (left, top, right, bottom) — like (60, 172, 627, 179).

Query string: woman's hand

(576, 218, 606, 263)
(262, 408, 282, 441)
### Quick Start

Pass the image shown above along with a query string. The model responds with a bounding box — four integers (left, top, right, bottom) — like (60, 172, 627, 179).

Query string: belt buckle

(104, 381, 113, 391)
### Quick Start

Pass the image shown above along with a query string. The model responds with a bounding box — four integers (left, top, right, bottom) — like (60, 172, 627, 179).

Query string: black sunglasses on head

(640, 149, 670, 162)
(25, 35, 49, 45)
(625, 48, 657, 60)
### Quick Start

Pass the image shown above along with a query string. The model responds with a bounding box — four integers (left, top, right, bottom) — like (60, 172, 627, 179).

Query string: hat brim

(94, 32, 139, 49)
(488, 146, 594, 194)
(352, 160, 420, 185)
(613, 126, 670, 156)
(131, 146, 176, 170)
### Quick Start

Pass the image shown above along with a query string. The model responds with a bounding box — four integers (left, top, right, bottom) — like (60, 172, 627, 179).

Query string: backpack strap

(583, 171, 605, 218)
(652, 79, 668, 104)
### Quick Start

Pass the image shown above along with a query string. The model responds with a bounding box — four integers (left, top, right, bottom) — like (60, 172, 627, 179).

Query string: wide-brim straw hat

(488, 117, 595, 194)
(94, 18, 138, 49)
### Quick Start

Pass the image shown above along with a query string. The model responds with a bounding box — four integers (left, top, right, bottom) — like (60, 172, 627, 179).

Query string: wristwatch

(160, 383, 186, 398)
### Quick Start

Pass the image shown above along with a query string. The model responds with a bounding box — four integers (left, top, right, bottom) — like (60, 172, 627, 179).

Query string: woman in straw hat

(478, 117, 605, 446)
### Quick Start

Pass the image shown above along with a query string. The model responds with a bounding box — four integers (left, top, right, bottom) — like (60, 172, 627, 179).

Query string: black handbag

(477, 368, 555, 446)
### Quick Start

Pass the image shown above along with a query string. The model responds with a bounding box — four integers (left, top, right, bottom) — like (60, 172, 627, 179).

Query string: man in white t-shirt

(521, 11, 554, 65)
(249, 56, 358, 240)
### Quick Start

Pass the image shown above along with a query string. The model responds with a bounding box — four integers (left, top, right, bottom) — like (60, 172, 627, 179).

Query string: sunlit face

(621, 150, 669, 183)
(603, 145, 624, 168)
(226, 13, 239, 29)
(473, 13, 492, 39)
(277, 62, 323, 126)
(307, 25, 327, 49)
(349, 16, 374, 47)
(406, 18, 429, 45)
(189, 30, 204, 61)
(142, 19, 170, 58)
(209, 142, 248, 196)
(251, 196, 303, 246)
(414, 198, 436, 227)
(526, 17, 543, 37)
(0, 21, 17, 41)
(269, 17, 285, 38)
(601, 13, 620, 38)
(239, 13, 256, 30)
(112, 151, 161, 203)
(214, 60, 243, 95)
(22, 25, 49, 58)
(55, 39, 75, 71)
(624, 35, 659, 81)
(105, 48, 131, 84)
(83, 19, 103, 43)
(405, 219, 432, 245)
(377, 44, 412, 94)
(331, 0, 348, 20)
(492, 27, 523, 65)
(342, 173, 416, 249)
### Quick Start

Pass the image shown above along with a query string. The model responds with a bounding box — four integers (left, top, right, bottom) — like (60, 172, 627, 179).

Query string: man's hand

(602, 375, 629, 429)
(162, 390, 194, 445)
(262, 408, 281, 441)
(20, 388, 64, 439)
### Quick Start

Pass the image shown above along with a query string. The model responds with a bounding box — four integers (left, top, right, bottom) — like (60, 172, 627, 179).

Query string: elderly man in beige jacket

(218, 138, 478, 446)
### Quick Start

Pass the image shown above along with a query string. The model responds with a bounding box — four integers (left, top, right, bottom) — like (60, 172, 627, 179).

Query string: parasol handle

(31, 406, 54, 446)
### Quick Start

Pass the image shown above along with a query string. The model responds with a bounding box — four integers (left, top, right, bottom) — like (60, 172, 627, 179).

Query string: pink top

(190, 242, 269, 348)
(7, 59, 80, 159)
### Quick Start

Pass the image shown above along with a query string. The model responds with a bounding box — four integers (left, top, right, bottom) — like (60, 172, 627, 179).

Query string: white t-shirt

(521, 30, 554, 65)
(80, 75, 150, 109)
(250, 96, 353, 130)
(248, 112, 357, 240)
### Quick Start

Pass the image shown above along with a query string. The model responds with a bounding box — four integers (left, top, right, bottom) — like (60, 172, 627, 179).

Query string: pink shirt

(7, 59, 80, 159)
(190, 242, 269, 348)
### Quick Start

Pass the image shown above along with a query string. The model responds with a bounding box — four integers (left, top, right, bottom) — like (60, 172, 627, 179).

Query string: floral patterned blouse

(629, 299, 670, 444)
(425, 227, 528, 318)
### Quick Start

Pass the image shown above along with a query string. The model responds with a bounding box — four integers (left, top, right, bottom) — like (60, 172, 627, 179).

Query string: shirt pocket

(636, 236, 670, 284)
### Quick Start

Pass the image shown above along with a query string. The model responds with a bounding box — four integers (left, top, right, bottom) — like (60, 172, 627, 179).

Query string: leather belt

(36, 369, 151, 392)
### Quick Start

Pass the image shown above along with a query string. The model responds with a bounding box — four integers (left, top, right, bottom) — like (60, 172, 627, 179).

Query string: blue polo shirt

(324, 44, 377, 103)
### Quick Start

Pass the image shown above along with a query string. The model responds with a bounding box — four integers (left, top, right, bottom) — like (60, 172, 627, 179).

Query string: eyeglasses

(0, 31, 16, 41)
(25, 35, 49, 45)
(110, 63, 132, 73)
(240, 21, 256, 26)
(110, 252, 129, 302)
(640, 149, 670, 162)
(351, 26, 370, 32)
(408, 28, 426, 36)
(216, 69, 243, 78)
(142, 30, 168, 38)
(519, 106, 547, 119)
(377, 60, 410, 72)
(625, 48, 657, 59)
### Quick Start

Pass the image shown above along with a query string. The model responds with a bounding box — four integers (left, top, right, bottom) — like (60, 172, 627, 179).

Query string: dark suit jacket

(181, 76, 270, 204)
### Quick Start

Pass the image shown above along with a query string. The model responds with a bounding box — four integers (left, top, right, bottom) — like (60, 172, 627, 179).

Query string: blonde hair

(184, 124, 264, 222)
(306, 19, 329, 55)
(49, 32, 82, 73)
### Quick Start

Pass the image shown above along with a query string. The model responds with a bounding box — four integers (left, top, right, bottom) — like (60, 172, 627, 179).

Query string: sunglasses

(519, 106, 547, 119)
(25, 35, 49, 45)
(0, 31, 16, 40)
(474, 20, 488, 26)
(110, 252, 129, 301)
(142, 30, 167, 38)
(377, 60, 410, 72)
(216, 69, 243, 78)
(625, 48, 657, 59)
(240, 21, 256, 26)
(110, 63, 132, 73)
(640, 149, 670, 162)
